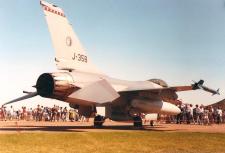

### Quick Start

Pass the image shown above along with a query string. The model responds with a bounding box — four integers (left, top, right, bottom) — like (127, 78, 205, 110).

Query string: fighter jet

(4, 1, 220, 127)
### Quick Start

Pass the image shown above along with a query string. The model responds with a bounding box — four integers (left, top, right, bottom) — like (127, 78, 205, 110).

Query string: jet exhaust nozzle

(36, 73, 55, 97)
(36, 72, 75, 98)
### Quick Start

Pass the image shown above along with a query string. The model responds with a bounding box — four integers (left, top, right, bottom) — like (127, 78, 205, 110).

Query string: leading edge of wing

(117, 86, 193, 93)
(118, 81, 219, 95)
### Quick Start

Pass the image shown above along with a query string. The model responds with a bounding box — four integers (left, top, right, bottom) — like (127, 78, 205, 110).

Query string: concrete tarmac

(0, 120, 225, 133)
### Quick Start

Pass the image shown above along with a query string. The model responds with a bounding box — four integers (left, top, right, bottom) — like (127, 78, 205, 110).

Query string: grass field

(0, 132, 225, 153)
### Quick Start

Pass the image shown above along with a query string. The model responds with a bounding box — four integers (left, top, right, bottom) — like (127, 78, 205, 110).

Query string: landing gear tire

(94, 115, 104, 128)
(133, 116, 142, 128)
(150, 120, 154, 127)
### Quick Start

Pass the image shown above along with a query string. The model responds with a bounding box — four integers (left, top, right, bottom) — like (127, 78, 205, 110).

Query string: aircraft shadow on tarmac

(0, 124, 178, 132)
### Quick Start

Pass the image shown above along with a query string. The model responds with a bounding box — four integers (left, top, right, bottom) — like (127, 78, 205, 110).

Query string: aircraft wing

(168, 86, 193, 92)
(168, 80, 219, 95)
(118, 80, 219, 95)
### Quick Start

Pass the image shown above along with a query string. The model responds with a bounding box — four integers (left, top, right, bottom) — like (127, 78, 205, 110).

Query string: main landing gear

(133, 116, 143, 128)
(94, 115, 105, 128)
(150, 120, 154, 127)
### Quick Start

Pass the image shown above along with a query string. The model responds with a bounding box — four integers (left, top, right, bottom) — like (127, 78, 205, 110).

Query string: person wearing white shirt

(217, 107, 223, 124)
(190, 104, 194, 124)
(9, 105, 14, 120)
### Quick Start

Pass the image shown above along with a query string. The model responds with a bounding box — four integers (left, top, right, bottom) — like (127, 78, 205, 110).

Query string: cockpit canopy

(148, 79, 168, 87)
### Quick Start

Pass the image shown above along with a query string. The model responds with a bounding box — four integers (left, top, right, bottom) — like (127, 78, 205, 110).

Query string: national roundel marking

(66, 36, 72, 46)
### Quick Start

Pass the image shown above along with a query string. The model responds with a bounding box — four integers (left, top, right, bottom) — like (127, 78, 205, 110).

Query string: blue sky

(0, 0, 225, 108)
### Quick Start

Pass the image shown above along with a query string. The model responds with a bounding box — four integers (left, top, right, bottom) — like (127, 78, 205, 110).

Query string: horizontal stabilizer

(68, 79, 120, 104)
(3, 92, 38, 106)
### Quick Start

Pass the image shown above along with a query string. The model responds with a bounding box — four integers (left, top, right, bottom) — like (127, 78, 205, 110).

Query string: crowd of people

(162, 104, 225, 125)
(0, 105, 88, 122)
(0, 104, 225, 125)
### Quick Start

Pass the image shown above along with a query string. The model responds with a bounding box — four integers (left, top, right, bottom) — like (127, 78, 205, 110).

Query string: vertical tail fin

(40, 1, 101, 74)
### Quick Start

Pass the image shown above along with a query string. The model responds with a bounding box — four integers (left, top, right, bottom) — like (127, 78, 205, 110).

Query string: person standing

(36, 105, 42, 121)
(51, 105, 57, 122)
(208, 106, 214, 124)
(190, 104, 194, 124)
(1, 106, 6, 121)
(196, 105, 201, 125)
(199, 105, 204, 125)
(203, 108, 209, 125)
(62, 107, 68, 122)
(217, 107, 223, 124)
(176, 105, 182, 124)
(186, 104, 191, 124)
(9, 105, 14, 120)
(2, 106, 7, 121)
